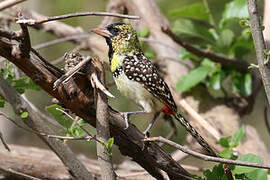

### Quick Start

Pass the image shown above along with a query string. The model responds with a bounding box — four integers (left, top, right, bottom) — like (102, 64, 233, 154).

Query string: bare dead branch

(247, 0, 270, 107)
(264, 106, 270, 134)
(145, 136, 270, 169)
(16, 11, 140, 25)
(0, 167, 41, 180)
(53, 56, 91, 89)
(90, 72, 115, 98)
(0, 0, 26, 11)
(0, 76, 94, 180)
(0, 130, 10, 152)
(93, 58, 116, 180)
(0, 28, 20, 40)
(33, 33, 90, 50)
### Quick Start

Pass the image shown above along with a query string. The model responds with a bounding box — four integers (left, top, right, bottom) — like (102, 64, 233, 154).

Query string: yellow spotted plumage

(92, 22, 218, 156)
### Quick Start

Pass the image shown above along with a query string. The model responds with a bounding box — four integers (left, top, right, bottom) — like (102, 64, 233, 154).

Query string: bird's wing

(123, 52, 177, 112)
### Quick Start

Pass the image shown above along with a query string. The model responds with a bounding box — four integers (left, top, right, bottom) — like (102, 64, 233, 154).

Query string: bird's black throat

(105, 37, 114, 62)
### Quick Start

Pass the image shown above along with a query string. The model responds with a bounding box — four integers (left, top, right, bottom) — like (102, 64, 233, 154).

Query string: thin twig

(163, 28, 250, 73)
(0, 130, 10, 151)
(0, 167, 41, 180)
(16, 11, 140, 25)
(33, 33, 90, 50)
(264, 106, 270, 134)
(0, 0, 26, 11)
(145, 136, 270, 169)
(53, 56, 91, 89)
(247, 0, 270, 108)
(0, 112, 90, 141)
(54, 108, 103, 144)
(94, 58, 116, 180)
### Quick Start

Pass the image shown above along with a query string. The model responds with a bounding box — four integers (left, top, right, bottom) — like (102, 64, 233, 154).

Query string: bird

(91, 22, 217, 156)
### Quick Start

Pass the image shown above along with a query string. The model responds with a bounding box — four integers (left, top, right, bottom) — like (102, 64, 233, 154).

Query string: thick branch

(0, 0, 26, 11)
(93, 59, 116, 180)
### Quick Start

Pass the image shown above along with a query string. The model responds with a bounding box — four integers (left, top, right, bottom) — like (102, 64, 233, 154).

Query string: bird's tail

(174, 112, 218, 157)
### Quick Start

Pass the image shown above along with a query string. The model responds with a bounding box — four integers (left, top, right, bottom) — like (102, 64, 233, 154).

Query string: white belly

(114, 73, 163, 113)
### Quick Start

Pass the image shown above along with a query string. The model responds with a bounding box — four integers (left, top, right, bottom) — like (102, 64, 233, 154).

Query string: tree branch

(247, 0, 270, 106)
(0, 0, 26, 11)
(145, 136, 270, 170)
(92, 58, 116, 180)
(163, 28, 250, 73)
(0, 76, 94, 179)
(16, 11, 140, 25)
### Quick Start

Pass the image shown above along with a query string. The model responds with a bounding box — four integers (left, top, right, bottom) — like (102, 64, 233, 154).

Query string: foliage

(170, 0, 254, 97)
(199, 126, 267, 180)
(46, 104, 86, 137)
(137, 27, 156, 59)
(0, 61, 41, 107)
(46, 104, 114, 155)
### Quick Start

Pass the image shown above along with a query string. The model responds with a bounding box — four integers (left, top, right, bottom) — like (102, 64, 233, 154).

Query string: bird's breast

(113, 73, 163, 113)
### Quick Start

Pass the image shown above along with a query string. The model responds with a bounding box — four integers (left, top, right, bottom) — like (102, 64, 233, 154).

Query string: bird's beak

(91, 28, 112, 38)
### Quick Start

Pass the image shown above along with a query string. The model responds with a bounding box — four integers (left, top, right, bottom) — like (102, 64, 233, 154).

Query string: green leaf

(217, 29, 235, 49)
(218, 136, 232, 148)
(176, 66, 211, 92)
(45, 104, 73, 129)
(210, 72, 222, 90)
(220, 0, 249, 28)
(179, 47, 197, 61)
(232, 72, 252, 97)
(69, 126, 84, 137)
(20, 111, 29, 119)
(144, 50, 155, 59)
(244, 73, 252, 96)
(232, 126, 245, 147)
(173, 19, 215, 43)
(247, 169, 267, 180)
(201, 59, 216, 69)
(230, 31, 253, 58)
(233, 154, 263, 174)
(203, 164, 225, 179)
(0, 96, 5, 108)
(105, 138, 114, 156)
(220, 149, 233, 159)
(137, 27, 150, 37)
(77, 118, 86, 126)
(107, 137, 114, 150)
(170, 2, 209, 22)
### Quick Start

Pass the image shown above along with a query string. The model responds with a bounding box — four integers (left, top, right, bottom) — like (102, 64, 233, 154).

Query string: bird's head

(91, 23, 141, 58)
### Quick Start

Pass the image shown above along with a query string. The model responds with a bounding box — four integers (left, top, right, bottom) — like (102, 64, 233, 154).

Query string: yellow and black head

(92, 23, 141, 59)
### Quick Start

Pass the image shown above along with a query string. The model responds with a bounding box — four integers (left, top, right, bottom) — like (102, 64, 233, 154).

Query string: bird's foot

(142, 112, 161, 137)
(120, 111, 146, 129)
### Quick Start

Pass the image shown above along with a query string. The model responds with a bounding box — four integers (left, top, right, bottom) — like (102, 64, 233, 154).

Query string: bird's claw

(143, 130, 150, 138)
